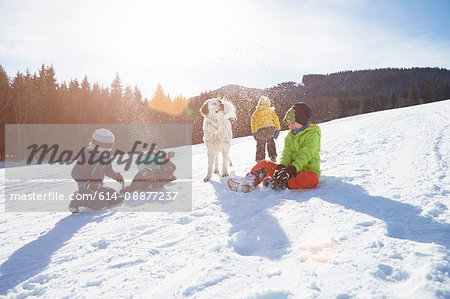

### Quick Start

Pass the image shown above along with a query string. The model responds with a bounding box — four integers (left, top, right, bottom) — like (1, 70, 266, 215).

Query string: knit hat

(258, 96, 271, 106)
(91, 128, 115, 150)
(283, 102, 312, 125)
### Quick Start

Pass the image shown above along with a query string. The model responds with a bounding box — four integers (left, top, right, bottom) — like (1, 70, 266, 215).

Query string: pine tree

(149, 84, 172, 118)
(407, 82, 419, 106)
(58, 81, 71, 123)
(0, 65, 11, 160)
(0, 65, 11, 121)
(111, 73, 123, 120)
(120, 85, 134, 123)
(68, 79, 80, 123)
(81, 76, 91, 93)
(359, 96, 370, 114)
(92, 83, 101, 97)
(387, 91, 397, 109)
(420, 79, 435, 103)
(133, 85, 142, 103)
(111, 73, 122, 99)
(79, 75, 91, 123)
(401, 89, 408, 98)
(171, 95, 191, 118)
(11, 71, 39, 124)
(87, 82, 102, 122)
(99, 86, 112, 123)
(36, 64, 59, 122)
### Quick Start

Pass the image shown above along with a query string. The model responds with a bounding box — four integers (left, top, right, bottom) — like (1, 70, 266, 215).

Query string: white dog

(200, 98, 236, 182)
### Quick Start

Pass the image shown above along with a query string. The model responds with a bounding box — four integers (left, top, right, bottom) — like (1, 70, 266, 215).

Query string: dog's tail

(223, 99, 237, 120)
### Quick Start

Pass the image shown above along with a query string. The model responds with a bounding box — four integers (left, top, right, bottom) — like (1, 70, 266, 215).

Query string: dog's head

(201, 97, 237, 120)
(200, 98, 225, 117)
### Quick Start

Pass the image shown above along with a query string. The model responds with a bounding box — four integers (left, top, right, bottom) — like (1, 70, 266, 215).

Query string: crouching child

(69, 128, 124, 213)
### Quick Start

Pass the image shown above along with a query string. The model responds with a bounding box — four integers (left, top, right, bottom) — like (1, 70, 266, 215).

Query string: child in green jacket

(228, 102, 321, 192)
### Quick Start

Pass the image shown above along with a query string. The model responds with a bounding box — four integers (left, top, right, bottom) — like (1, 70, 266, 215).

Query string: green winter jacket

(279, 124, 321, 176)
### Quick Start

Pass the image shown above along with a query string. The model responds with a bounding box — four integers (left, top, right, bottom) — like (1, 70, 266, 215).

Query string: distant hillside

(212, 85, 266, 100)
(189, 67, 450, 144)
(302, 67, 450, 98)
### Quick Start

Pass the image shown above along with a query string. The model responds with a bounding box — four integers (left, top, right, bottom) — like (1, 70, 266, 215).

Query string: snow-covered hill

(1, 100, 450, 298)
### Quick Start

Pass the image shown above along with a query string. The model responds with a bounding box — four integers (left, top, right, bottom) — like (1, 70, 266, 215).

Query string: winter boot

(69, 198, 79, 213)
(263, 177, 276, 189)
(263, 176, 287, 190)
(228, 168, 268, 193)
(270, 156, 277, 163)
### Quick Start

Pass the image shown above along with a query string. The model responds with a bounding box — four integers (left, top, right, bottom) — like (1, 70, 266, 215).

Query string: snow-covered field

(1, 100, 450, 298)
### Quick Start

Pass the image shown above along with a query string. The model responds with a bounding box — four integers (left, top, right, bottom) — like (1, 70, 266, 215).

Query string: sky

(0, 0, 449, 99)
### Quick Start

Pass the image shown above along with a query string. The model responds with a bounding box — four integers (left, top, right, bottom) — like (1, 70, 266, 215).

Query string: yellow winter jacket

(251, 105, 281, 133)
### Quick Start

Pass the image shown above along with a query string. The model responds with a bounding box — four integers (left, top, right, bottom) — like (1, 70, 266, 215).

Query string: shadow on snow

(211, 175, 449, 261)
(210, 179, 294, 260)
(0, 212, 112, 295)
(312, 176, 450, 250)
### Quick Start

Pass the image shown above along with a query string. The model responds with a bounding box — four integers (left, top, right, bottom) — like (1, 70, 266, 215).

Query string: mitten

(274, 169, 290, 189)
(86, 181, 102, 192)
(273, 165, 297, 189)
(115, 173, 124, 183)
(167, 151, 175, 159)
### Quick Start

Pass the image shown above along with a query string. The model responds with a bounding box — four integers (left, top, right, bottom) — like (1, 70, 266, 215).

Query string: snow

(1, 100, 450, 298)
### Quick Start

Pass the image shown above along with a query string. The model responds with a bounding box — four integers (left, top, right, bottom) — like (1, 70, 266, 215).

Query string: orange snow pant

(251, 160, 319, 189)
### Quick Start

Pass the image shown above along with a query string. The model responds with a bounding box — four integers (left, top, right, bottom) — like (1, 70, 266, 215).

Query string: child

(69, 128, 124, 213)
(251, 96, 281, 162)
(121, 145, 176, 193)
(229, 102, 321, 192)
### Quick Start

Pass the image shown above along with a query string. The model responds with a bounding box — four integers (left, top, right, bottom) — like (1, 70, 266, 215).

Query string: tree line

(0, 64, 190, 160)
(2, 65, 450, 160)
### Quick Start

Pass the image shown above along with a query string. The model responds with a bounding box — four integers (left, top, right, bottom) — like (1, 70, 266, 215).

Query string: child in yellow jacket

(251, 96, 281, 162)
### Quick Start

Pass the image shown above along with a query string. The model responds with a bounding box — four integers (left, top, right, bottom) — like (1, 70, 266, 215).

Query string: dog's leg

(204, 149, 216, 182)
(222, 147, 230, 177)
(214, 154, 219, 173)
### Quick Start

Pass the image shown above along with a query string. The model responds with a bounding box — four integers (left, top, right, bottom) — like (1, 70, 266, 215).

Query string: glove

(86, 181, 102, 192)
(274, 130, 280, 139)
(115, 173, 124, 183)
(273, 165, 297, 190)
(273, 164, 286, 177)
(167, 151, 175, 159)
(253, 133, 257, 140)
(273, 169, 290, 189)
